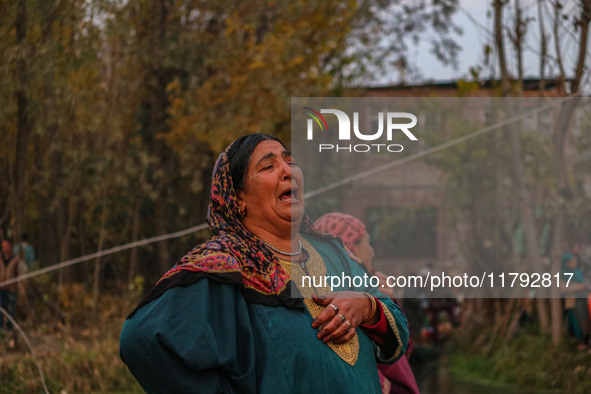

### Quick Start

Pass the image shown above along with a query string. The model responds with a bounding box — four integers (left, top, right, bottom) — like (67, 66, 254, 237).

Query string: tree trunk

(57, 197, 76, 288)
(128, 200, 141, 284)
(506, 123, 550, 332)
(571, 0, 591, 94)
(92, 209, 108, 318)
(152, 0, 174, 276)
(553, 1, 566, 91)
(12, 0, 31, 246)
(495, 0, 549, 333)
(155, 203, 171, 274)
(537, 0, 547, 95)
(495, 0, 511, 94)
(512, 0, 525, 93)
(547, 0, 591, 345)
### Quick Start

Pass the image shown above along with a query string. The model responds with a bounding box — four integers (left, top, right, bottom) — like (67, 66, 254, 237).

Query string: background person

(0, 240, 21, 331)
(314, 212, 419, 394)
(561, 252, 590, 351)
(571, 243, 590, 277)
(120, 134, 409, 393)
(13, 233, 35, 269)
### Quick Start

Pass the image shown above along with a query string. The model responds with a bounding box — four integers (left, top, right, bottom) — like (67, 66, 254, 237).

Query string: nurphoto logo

(303, 107, 418, 153)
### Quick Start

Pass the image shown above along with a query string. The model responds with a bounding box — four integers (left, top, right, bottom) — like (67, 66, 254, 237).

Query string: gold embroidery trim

(277, 236, 359, 366)
(303, 299, 359, 366)
(379, 300, 403, 362)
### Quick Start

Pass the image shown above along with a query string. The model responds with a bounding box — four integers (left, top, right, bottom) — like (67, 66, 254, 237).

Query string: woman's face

(237, 140, 305, 235)
(355, 233, 375, 269)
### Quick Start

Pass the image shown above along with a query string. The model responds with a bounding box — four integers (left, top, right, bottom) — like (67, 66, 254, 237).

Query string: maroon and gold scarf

(130, 139, 329, 315)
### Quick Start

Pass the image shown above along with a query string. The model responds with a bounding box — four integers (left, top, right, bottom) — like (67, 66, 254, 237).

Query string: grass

(4, 279, 590, 393)
(446, 333, 591, 393)
(0, 281, 143, 393)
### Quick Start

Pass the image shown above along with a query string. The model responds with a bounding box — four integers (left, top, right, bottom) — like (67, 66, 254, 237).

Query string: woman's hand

(373, 271, 394, 298)
(311, 292, 377, 345)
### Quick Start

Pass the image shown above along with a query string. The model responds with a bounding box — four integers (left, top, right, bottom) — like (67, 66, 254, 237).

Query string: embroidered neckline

(277, 236, 359, 366)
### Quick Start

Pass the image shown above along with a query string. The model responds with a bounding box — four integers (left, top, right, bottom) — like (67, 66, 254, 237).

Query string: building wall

(336, 80, 566, 277)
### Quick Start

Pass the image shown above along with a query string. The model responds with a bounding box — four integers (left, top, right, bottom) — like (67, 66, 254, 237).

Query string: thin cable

(0, 307, 50, 394)
(304, 94, 583, 199)
(0, 223, 209, 287)
(0, 94, 587, 288)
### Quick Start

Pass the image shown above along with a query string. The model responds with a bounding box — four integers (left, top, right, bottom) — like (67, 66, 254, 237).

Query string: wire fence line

(0, 95, 583, 288)
(0, 306, 50, 393)
(0, 223, 209, 288)
(303, 95, 582, 198)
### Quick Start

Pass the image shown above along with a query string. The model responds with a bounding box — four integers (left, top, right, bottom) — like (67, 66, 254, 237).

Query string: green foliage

(448, 333, 591, 393)
(0, 0, 461, 283)
(0, 285, 142, 393)
(163, 0, 360, 153)
(456, 79, 480, 96)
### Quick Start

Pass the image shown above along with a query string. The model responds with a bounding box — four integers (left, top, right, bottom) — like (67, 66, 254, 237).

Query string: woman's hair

(227, 133, 285, 191)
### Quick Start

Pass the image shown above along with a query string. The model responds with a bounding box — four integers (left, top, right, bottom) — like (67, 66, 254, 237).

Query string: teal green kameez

(120, 139, 408, 393)
(120, 234, 408, 393)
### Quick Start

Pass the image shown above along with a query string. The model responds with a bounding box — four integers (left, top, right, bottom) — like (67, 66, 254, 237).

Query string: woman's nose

(280, 161, 292, 179)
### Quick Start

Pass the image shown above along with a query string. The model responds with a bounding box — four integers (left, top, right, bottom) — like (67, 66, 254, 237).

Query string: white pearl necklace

(261, 239, 302, 256)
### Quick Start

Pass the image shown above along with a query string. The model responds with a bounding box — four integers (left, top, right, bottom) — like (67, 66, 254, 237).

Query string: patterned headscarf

(130, 135, 326, 315)
(314, 213, 366, 255)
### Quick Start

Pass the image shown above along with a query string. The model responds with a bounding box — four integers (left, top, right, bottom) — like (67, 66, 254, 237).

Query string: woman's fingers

(311, 295, 336, 329)
(332, 327, 356, 344)
(317, 311, 349, 342)
(328, 318, 353, 343)
(313, 294, 368, 343)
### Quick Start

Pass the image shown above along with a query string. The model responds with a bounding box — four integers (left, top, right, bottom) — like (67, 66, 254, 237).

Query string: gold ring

(337, 313, 346, 323)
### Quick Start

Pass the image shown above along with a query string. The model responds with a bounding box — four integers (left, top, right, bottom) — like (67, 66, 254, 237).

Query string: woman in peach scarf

(314, 213, 419, 394)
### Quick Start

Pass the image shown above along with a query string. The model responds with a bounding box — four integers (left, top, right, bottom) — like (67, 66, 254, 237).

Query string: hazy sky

(381, 0, 587, 85)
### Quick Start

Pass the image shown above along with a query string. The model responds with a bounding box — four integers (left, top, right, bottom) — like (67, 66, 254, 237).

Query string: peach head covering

(313, 213, 366, 255)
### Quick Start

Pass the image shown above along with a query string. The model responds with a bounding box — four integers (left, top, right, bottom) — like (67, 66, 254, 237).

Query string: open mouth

(279, 188, 299, 202)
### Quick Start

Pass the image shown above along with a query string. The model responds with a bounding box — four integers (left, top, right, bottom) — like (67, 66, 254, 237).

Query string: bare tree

(495, 0, 551, 333)
(495, 0, 591, 345)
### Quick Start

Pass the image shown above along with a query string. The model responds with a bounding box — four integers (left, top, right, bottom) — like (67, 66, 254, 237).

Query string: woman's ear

(236, 194, 246, 217)
(236, 192, 245, 209)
